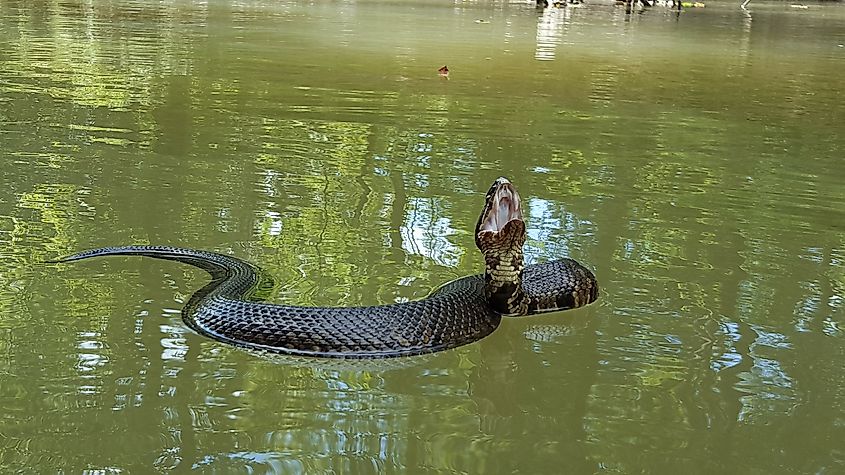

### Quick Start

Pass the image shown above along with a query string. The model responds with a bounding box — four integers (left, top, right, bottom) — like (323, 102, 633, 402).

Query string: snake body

(53, 178, 598, 358)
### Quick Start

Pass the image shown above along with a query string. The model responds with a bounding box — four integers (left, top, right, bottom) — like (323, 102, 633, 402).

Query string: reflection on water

(535, 5, 573, 61)
(400, 196, 463, 267)
(1, 0, 844, 472)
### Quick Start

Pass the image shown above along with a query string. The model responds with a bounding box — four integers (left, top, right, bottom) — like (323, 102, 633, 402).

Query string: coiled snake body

(53, 178, 598, 358)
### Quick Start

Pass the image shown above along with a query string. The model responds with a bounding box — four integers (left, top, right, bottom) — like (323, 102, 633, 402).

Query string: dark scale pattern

(522, 259, 599, 313)
(53, 244, 597, 358)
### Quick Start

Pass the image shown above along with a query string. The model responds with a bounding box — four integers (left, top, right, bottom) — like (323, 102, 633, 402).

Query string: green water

(1, 0, 844, 472)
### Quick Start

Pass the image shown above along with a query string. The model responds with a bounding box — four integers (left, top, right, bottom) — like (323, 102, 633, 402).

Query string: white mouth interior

(481, 182, 523, 233)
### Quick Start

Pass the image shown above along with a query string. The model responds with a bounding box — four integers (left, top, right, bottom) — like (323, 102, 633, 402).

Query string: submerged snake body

(55, 246, 596, 358)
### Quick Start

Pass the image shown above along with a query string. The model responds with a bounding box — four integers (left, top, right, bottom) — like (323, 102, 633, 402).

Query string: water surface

(1, 0, 843, 472)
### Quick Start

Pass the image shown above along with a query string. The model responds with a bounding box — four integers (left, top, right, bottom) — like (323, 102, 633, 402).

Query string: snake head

(475, 177, 526, 251)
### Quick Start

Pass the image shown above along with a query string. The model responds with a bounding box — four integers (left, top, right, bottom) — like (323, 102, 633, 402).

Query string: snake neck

(480, 219, 530, 316)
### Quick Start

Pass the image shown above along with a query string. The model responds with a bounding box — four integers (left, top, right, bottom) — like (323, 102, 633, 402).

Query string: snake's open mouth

(475, 177, 524, 248)
(480, 177, 523, 232)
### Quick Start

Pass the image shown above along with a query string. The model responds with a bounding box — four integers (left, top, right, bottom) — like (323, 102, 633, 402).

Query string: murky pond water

(1, 0, 843, 472)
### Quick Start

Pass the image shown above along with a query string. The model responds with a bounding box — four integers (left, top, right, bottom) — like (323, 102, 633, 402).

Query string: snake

(52, 177, 598, 358)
